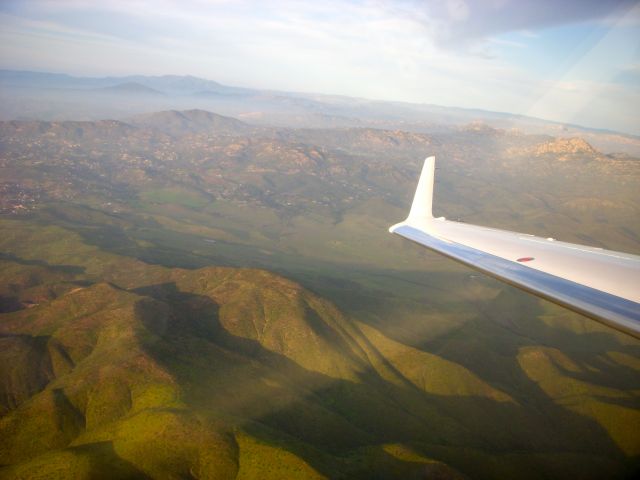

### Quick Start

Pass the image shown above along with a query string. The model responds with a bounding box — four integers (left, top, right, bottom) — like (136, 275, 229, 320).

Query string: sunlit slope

(0, 282, 238, 479)
(1, 219, 639, 479)
(0, 226, 468, 478)
(2, 114, 640, 479)
(518, 346, 640, 457)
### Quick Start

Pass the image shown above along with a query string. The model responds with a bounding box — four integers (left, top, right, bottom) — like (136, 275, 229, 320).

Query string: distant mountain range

(94, 82, 164, 95)
(2, 69, 639, 150)
(0, 70, 255, 96)
(128, 109, 251, 135)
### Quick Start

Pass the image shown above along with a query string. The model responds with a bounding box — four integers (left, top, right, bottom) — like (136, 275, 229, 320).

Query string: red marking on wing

(517, 257, 535, 262)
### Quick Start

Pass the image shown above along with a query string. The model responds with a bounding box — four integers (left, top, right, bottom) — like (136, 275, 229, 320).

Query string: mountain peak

(533, 137, 598, 156)
(95, 82, 163, 95)
(127, 109, 249, 135)
(504, 136, 600, 160)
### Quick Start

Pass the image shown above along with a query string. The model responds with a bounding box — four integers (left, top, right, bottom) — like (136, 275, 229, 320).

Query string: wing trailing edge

(390, 156, 640, 339)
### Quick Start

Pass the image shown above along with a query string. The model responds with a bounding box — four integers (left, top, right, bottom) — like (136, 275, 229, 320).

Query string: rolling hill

(1, 109, 639, 479)
(94, 83, 164, 96)
(1, 224, 638, 479)
(2, 69, 640, 155)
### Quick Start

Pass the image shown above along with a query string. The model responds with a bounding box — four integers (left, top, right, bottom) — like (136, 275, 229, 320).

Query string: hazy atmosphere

(1, 0, 639, 134)
(1, 2, 639, 480)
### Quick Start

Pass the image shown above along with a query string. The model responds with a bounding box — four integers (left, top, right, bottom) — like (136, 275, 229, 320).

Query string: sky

(0, 0, 639, 134)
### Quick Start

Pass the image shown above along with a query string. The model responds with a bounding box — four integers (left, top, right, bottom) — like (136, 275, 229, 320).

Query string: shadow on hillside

(67, 441, 151, 479)
(0, 334, 54, 410)
(0, 252, 85, 274)
(39, 205, 219, 270)
(418, 287, 640, 398)
(134, 282, 633, 479)
(0, 253, 91, 313)
(0, 295, 23, 313)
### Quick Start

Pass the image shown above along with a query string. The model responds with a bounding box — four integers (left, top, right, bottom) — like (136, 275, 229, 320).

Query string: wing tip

(389, 155, 436, 235)
(389, 222, 404, 234)
(407, 155, 436, 222)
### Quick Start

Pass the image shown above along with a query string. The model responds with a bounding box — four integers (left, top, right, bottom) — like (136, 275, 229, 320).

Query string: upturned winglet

(389, 156, 435, 233)
(388, 154, 640, 339)
(407, 156, 435, 222)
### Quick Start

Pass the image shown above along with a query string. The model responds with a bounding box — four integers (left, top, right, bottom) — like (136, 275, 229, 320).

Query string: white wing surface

(389, 157, 640, 339)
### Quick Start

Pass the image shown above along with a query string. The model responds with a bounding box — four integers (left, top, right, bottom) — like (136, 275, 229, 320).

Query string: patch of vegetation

(1, 114, 639, 479)
(140, 188, 211, 209)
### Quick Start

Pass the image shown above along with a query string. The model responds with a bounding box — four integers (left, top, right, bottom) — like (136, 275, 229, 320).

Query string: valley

(1, 108, 639, 479)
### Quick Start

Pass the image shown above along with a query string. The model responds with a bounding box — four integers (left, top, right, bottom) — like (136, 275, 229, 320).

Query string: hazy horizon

(1, 0, 639, 135)
(0, 68, 640, 136)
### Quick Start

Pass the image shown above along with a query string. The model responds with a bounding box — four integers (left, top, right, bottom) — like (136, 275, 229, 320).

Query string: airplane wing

(389, 156, 640, 339)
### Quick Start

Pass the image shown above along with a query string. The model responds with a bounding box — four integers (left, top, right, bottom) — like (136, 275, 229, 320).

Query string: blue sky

(0, 0, 638, 134)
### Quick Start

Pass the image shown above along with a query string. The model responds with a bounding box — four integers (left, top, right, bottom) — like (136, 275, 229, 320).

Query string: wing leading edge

(389, 156, 640, 339)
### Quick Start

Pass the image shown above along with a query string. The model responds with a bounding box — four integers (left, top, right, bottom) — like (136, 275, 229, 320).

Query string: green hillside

(1, 113, 639, 479)
(1, 216, 639, 479)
